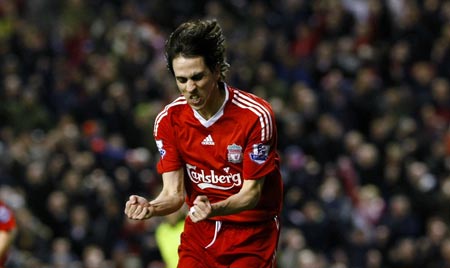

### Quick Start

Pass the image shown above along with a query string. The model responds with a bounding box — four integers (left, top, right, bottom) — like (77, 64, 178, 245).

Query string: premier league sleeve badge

(250, 143, 270, 164)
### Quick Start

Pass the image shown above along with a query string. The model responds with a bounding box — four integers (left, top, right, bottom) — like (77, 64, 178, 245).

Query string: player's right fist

(124, 195, 153, 220)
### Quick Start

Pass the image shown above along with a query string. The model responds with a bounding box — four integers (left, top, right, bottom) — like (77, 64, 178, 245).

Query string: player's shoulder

(155, 96, 187, 120)
(227, 85, 276, 140)
(154, 96, 187, 133)
(227, 85, 273, 114)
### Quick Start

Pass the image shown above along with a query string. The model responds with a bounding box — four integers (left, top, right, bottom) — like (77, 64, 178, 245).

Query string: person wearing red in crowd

(0, 201, 16, 268)
(124, 19, 283, 268)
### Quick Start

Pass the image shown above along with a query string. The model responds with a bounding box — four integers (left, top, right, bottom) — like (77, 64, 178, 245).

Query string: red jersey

(0, 201, 16, 266)
(154, 84, 283, 223)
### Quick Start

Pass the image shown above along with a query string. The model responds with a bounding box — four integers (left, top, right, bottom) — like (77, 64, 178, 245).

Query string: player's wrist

(209, 203, 219, 218)
(144, 206, 154, 219)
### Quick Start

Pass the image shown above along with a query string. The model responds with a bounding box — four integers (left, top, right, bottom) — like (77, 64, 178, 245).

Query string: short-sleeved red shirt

(154, 84, 283, 223)
(0, 201, 16, 266)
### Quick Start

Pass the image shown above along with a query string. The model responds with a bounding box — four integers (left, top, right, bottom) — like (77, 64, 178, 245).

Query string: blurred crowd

(1, 0, 450, 267)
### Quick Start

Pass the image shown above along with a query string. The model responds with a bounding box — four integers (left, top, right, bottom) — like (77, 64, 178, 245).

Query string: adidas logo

(201, 134, 215, 145)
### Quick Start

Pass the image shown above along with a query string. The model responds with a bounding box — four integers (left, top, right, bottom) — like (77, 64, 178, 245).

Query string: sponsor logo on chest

(186, 164, 242, 190)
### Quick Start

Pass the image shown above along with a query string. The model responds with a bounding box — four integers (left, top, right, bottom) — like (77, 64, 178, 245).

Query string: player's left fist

(189, 195, 211, 223)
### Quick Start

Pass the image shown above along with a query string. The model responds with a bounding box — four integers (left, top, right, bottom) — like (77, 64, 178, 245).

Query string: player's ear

(213, 65, 221, 81)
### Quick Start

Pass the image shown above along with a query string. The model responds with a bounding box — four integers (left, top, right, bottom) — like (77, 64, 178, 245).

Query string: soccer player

(0, 201, 16, 268)
(124, 19, 283, 268)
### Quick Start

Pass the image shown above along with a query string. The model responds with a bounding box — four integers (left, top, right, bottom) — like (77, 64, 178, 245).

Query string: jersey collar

(193, 83, 229, 128)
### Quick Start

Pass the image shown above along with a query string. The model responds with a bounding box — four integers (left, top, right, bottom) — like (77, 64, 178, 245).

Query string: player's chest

(175, 120, 247, 165)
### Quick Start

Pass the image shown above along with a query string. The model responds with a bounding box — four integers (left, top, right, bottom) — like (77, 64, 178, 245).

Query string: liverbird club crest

(227, 144, 243, 164)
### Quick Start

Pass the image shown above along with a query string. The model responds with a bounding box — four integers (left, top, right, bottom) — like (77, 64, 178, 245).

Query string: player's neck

(198, 83, 225, 120)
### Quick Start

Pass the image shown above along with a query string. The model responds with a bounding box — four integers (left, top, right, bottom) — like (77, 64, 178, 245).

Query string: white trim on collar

(193, 83, 229, 128)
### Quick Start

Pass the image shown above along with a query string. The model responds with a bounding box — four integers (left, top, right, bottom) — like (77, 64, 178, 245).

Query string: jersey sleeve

(242, 100, 279, 180)
(154, 109, 183, 174)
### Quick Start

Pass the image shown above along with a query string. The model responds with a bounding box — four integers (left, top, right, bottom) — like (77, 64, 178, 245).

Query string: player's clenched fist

(124, 195, 153, 220)
(189, 195, 212, 223)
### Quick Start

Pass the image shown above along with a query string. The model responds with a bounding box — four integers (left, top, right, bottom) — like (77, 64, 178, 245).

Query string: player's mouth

(189, 95, 202, 106)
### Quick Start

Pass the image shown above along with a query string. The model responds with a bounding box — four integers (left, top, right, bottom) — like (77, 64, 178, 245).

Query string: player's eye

(192, 73, 204, 81)
(177, 77, 187, 83)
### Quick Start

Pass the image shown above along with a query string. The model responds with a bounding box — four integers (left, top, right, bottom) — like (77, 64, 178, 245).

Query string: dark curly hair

(165, 19, 230, 80)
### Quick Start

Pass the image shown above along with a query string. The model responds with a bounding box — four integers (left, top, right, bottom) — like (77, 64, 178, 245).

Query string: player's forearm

(210, 186, 261, 217)
(148, 168, 185, 217)
(209, 178, 264, 217)
(149, 193, 184, 217)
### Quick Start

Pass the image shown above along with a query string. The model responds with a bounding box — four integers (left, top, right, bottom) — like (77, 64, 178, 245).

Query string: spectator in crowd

(155, 209, 185, 268)
(1, 0, 450, 267)
(0, 200, 16, 268)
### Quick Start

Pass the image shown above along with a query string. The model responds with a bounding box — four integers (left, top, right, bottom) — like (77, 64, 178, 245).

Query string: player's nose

(186, 79, 197, 92)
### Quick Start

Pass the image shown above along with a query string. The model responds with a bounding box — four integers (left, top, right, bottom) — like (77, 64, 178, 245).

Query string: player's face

(172, 55, 221, 119)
